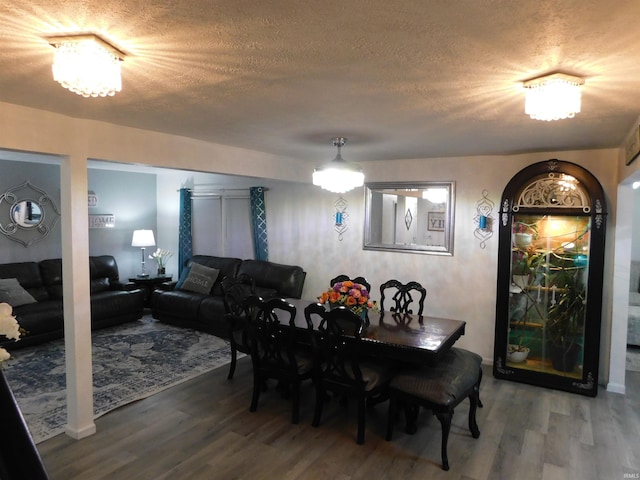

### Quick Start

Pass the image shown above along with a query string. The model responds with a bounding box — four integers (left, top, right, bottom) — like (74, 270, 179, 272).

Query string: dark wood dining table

(287, 298, 466, 365)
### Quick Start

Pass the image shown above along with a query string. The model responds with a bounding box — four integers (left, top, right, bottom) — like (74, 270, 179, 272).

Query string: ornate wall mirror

(363, 181, 455, 255)
(0, 181, 60, 247)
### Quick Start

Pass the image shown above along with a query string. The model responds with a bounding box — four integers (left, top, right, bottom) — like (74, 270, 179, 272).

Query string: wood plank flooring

(38, 358, 640, 480)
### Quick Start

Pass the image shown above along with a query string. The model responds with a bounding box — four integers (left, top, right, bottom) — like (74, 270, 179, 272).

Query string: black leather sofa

(151, 255, 306, 338)
(0, 255, 145, 349)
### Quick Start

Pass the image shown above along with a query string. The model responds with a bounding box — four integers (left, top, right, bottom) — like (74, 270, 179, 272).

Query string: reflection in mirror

(0, 181, 60, 248)
(10, 200, 43, 228)
(364, 181, 455, 255)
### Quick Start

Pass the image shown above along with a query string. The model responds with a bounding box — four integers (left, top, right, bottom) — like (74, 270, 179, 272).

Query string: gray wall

(0, 160, 157, 280)
(0, 159, 62, 263)
(88, 169, 157, 279)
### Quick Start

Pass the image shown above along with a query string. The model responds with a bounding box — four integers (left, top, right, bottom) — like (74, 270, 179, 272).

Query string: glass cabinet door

(494, 160, 606, 397)
(507, 214, 590, 377)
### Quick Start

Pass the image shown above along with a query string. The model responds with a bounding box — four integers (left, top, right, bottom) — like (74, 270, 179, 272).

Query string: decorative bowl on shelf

(507, 345, 530, 363)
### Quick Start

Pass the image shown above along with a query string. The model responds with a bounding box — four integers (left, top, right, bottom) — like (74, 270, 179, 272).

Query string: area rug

(627, 348, 640, 372)
(2, 315, 235, 444)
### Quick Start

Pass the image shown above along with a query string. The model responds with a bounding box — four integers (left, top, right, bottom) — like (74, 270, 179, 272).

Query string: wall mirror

(363, 181, 455, 255)
(0, 181, 60, 247)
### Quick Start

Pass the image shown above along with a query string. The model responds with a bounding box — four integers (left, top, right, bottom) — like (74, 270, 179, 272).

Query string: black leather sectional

(151, 255, 306, 338)
(0, 255, 145, 349)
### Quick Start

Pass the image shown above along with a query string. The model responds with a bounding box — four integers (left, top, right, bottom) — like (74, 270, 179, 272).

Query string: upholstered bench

(385, 347, 483, 471)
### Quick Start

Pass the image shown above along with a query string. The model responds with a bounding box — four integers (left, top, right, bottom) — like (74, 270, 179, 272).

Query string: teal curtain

(250, 187, 269, 261)
(178, 188, 192, 276)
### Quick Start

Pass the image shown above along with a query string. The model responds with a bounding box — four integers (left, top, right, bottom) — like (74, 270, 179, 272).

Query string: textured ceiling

(1, 0, 639, 165)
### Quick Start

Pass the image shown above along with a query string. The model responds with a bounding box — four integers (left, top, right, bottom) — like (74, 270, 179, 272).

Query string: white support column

(607, 182, 632, 395)
(60, 152, 95, 438)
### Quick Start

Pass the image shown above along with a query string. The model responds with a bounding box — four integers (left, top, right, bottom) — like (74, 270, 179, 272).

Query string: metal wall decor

(88, 214, 115, 228)
(473, 189, 494, 249)
(0, 181, 60, 247)
(334, 196, 348, 241)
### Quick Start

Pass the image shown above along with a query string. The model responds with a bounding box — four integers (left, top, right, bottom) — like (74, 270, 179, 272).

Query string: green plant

(546, 266, 586, 349)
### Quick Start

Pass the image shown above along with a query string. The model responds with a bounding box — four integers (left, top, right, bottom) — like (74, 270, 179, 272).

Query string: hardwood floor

(38, 358, 640, 479)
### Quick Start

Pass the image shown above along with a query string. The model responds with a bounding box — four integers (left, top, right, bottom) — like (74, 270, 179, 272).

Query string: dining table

(286, 298, 467, 366)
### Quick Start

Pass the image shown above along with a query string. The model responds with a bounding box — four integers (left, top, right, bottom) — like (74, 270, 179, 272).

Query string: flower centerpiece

(0, 303, 21, 364)
(149, 248, 173, 275)
(318, 280, 378, 318)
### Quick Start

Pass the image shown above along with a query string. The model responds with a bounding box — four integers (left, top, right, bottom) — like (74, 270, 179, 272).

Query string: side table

(129, 275, 173, 307)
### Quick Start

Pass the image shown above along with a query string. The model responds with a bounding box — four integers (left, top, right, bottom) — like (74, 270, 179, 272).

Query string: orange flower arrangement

(318, 280, 377, 316)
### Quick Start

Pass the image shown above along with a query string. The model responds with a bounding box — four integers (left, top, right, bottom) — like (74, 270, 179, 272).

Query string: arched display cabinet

(493, 159, 606, 397)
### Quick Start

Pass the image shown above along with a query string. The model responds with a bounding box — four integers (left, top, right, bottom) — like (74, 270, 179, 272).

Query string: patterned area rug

(628, 348, 640, 372)
(2, 315, 234, 444)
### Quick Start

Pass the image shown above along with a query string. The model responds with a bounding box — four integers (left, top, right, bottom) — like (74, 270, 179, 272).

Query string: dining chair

(306, 304, 395, 445)
(379, 279, 426, 316)
(385, 347, 483, 471)
(248, 297, 314, 424)
(222, 274, 256, 379)
(330, 274, 371, 293)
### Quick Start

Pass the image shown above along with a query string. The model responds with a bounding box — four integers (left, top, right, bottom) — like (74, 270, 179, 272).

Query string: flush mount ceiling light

(312, 137, 364, 193)
(523, 73, 584, 121)
(47, 34, 124, 98)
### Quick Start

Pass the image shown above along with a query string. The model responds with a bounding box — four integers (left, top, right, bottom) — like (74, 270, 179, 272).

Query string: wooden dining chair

(248, 297, 314, 424)
(330, 274, 371, 293)
(222, 274, 256, 379)
(306, 305, 395, 445)
(379, 279, 426, 316)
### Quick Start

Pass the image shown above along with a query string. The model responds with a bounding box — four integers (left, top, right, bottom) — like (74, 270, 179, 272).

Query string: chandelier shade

(312, 137, 364, 193)
(48, 34, 123, 98)
(523, 73, 584, 121)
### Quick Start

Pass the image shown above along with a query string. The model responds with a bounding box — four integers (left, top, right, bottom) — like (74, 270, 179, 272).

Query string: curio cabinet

(493, 159, 606, 396)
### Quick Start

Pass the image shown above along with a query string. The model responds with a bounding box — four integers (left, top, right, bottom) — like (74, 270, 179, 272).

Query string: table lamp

(131, 229, 156, 278)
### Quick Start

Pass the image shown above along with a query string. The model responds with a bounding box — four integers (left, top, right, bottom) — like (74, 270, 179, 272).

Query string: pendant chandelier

(523, 72, 584, 121)
(312, 137, 364, 193)
(48, 34, 124, 98)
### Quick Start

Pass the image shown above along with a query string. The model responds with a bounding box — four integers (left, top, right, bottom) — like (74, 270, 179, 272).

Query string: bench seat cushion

(390, 348, 482, 408)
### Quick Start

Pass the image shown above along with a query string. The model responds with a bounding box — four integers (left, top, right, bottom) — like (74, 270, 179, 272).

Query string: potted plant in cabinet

(545, 263, 586, 373)
(513, 221, 538, 249)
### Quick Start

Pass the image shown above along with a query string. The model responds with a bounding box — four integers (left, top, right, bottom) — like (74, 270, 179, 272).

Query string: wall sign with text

(427, 211, 445, 231)
(88, 214, 115, 228)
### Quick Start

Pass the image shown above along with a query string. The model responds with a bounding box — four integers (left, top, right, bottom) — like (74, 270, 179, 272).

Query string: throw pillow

(178, 263, 220, 295)
(0, 278, 38, 307)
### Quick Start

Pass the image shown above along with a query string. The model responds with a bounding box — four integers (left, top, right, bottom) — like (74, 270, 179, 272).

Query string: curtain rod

(177, 187, 268, 193)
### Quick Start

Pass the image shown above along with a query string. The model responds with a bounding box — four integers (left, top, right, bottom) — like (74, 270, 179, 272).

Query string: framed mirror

(0, 181, 60, 247)
(363, 181, 455, 255)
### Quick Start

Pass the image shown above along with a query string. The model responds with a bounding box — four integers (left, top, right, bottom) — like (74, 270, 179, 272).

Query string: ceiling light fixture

(312, 137, 364, 193)
(47, 34, 124, 98)
(523, 73, 584, 121)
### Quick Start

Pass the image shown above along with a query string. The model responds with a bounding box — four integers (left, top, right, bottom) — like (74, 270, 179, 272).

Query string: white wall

(264, 151, 618, 373)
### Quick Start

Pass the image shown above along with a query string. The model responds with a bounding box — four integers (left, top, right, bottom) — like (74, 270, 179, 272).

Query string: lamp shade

(131, 229, 156, 247)
(312, 137, 364, 193)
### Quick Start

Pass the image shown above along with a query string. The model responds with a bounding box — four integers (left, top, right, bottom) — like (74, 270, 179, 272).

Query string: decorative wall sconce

(334, 196, 348, 241)
(474, 189, 494, 249)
